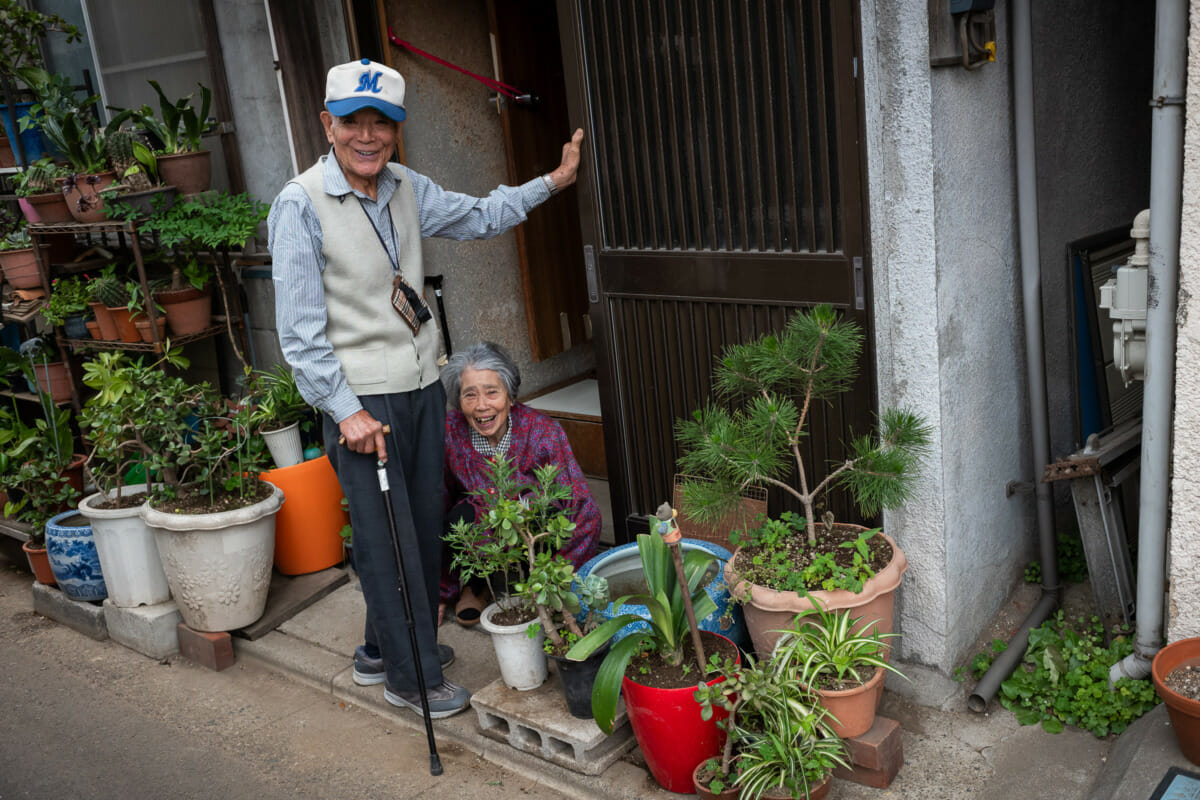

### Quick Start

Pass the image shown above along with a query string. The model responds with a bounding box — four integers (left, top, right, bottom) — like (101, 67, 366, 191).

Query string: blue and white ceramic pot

(574, 538, 747, 650)
(44, 510, 107, 602)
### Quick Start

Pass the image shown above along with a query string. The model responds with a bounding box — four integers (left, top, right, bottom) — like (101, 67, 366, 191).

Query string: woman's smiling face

(458, 368, 513, 446)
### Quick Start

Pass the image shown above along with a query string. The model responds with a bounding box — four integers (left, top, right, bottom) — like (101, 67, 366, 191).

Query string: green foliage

(676, 304, 932, 548)
(0, 2, 80, 77)
(244, 365, 311, 433)
(565, 531, 719, 733)
(138, 192, 268, 291)
(447, 456, 606, 652)
(40, 276, 91, 327)
(734, 694, 849, 800)
(0, 209, 29, 250)
(13, 157, 68, 197)
(771, 597, 906, 690)
(111, 81, 215, 155)
(79, 348, 268, 505)
(730, 511, 881, 594)
(1026, 531, 1089, 585)
(991, 613, 1159, 737)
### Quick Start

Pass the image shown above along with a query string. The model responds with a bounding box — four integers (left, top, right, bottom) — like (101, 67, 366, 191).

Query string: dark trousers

(324, 383, 446, 690)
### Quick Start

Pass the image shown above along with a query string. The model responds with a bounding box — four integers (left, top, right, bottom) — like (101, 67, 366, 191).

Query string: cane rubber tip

(430, 755, 443, 776)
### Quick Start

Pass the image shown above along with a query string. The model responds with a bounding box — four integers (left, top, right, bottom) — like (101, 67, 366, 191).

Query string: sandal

(455, 584, 489, 627)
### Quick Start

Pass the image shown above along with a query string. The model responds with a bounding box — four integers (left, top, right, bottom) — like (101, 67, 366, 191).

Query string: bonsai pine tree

(676, 304, 931, 548)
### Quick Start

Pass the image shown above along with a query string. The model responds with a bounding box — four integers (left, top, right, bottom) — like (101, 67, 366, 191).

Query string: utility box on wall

(1099, 210, 1150, 387)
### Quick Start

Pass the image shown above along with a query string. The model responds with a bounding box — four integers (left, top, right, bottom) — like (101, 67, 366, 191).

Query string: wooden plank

(235, 566, 350, 641)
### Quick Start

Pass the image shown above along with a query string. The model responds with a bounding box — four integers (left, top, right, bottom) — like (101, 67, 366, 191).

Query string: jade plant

(445, 456, 608, 654)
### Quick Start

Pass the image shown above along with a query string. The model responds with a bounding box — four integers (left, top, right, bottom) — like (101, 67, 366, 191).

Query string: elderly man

(268, 58, 583, 718)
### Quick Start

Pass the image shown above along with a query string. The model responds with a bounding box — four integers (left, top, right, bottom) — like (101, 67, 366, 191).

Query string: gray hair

(441, 342, 521, 405)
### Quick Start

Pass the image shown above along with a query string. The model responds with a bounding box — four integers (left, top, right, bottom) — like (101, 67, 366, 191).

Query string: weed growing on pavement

(966, 612, 1158, 737)
(1024, 530, 1089, 585)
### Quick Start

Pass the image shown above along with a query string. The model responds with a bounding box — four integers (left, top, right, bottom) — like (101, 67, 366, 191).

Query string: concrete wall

(1032, 2, 1154, 470)
(862, 2, 1029, 672)
(1169, 0, 1200, 641)
(378, 1, 594, 395)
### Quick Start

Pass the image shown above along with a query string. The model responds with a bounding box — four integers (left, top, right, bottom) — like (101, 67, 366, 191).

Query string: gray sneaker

(353, 644, 455, 686)
(384, 679, 471, 719)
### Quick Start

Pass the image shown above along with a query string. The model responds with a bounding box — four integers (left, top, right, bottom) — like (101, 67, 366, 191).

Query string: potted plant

(0, 2, 80, 163)
(694, 649, 849, 800)
(1151, 638, 1200, 765)
(565, 511, 740, 793)
(97, 128, 177, 219)
(41, 275, 92, 339)
(772, 598, 907, 738)
(88, 268, 139, 343)
(138, 191, 268, 337)
(14, 157, 72, 224)
(0, 209, 39, 289)
(676, 303, 932, 656)
(81, 347, 279, 630)
(446, 456, 605, 693)
(114, 81, 216, 196)
(246, 364, 312, 468)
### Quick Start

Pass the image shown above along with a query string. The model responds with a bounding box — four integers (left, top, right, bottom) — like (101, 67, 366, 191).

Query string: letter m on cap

(355, 71, 382, 94)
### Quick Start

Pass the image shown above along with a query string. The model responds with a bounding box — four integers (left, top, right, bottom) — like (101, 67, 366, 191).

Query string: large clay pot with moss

(725, 524, 908, 657)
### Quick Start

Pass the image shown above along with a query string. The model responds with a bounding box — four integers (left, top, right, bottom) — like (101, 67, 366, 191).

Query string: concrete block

(177, 623, 235, 671)
(471, 676, 637, 776)
(103, 599, 183, 659)
(833, 715, 903, 788)
(32, 582, 108, 641)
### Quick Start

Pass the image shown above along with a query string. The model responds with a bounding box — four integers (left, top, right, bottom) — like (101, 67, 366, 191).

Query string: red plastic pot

(621, 631, 737, 793)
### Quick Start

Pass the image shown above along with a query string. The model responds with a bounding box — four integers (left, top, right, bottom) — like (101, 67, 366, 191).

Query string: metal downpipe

(1109, 0, 1186, 684)
(969, 0, 1060, 713)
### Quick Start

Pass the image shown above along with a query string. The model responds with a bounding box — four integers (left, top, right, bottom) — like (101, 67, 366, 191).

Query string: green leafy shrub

(990, 613, 1158, 737)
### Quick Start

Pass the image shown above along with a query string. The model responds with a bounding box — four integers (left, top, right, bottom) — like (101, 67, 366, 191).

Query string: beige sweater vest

(293, 159, 440, 396)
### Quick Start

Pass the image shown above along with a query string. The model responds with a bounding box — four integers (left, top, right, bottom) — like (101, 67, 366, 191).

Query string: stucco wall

(1032, 2, 1154, 471)
(1169, 0, 1200, 640)
(862, 2, 1030, 672)
(382, 1, 594, 395)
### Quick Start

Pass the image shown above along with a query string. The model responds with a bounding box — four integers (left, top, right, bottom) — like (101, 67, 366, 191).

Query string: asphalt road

(0, 545, 567, 800)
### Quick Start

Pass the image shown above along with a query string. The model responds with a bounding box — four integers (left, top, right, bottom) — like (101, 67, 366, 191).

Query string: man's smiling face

(321, 108, 399, 195)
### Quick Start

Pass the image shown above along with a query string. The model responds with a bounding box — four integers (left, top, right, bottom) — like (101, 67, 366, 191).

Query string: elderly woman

(440, 342, 601, 625)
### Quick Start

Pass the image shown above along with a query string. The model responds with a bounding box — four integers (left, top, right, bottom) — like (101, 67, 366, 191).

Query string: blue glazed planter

(574, 538, 747, 649)
(45, 510, 107, 602)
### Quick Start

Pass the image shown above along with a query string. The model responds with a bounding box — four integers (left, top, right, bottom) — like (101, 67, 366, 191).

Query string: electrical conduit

(969, 0, 1060, 712)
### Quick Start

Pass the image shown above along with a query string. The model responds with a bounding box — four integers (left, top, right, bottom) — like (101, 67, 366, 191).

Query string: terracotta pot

(22, 540, 56, 585)
(85, 320, 101, 339)
(817, 663, 886, 738)
(761, 775, 831, 800)
(24, 191, 74, 224)
(623, 631, 737, 793)
(692, 760, 741, 800)
(108, 306, 142, 343)
(89, 302, 120, 340)
(33, 362, 72, 405)
(1152, 637, 1200, 766)
(727, 526, 908, 657)
(155, 286, 213, 336)
(0, 247, 42, 289)
(157, 150, 212, 196)
(260, 455, 348, 575)
(63, 171, 118, 224)
(134, 315, 167, 343)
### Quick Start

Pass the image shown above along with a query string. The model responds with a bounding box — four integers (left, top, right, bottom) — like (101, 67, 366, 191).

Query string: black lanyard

(356, 197, 399, 273)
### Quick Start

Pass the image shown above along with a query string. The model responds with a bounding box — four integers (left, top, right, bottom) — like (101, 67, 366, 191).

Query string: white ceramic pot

(262, 422, 304, 469)
(479, 601, 547, 691)
(142, 483, 284, 632)
(80, 483, 170, 608)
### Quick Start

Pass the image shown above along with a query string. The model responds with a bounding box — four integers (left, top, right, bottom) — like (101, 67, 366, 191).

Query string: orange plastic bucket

(261, 455, 348, 575)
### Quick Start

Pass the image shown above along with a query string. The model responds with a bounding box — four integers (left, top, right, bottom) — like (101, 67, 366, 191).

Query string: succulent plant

(90, 275, 129, 308)
(106, 129, 151, 192)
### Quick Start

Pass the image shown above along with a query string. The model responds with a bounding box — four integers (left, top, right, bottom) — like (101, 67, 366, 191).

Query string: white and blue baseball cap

(325, 58, 406, 122)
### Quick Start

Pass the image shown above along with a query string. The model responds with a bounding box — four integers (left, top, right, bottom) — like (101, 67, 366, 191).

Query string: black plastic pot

(549, 642, 609, 719)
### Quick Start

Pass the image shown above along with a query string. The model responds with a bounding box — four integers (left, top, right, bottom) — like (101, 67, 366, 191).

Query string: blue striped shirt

(267, 151, 550, 423)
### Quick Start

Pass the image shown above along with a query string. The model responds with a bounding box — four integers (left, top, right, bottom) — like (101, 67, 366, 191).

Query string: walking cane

(374, 455, 443, 776)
